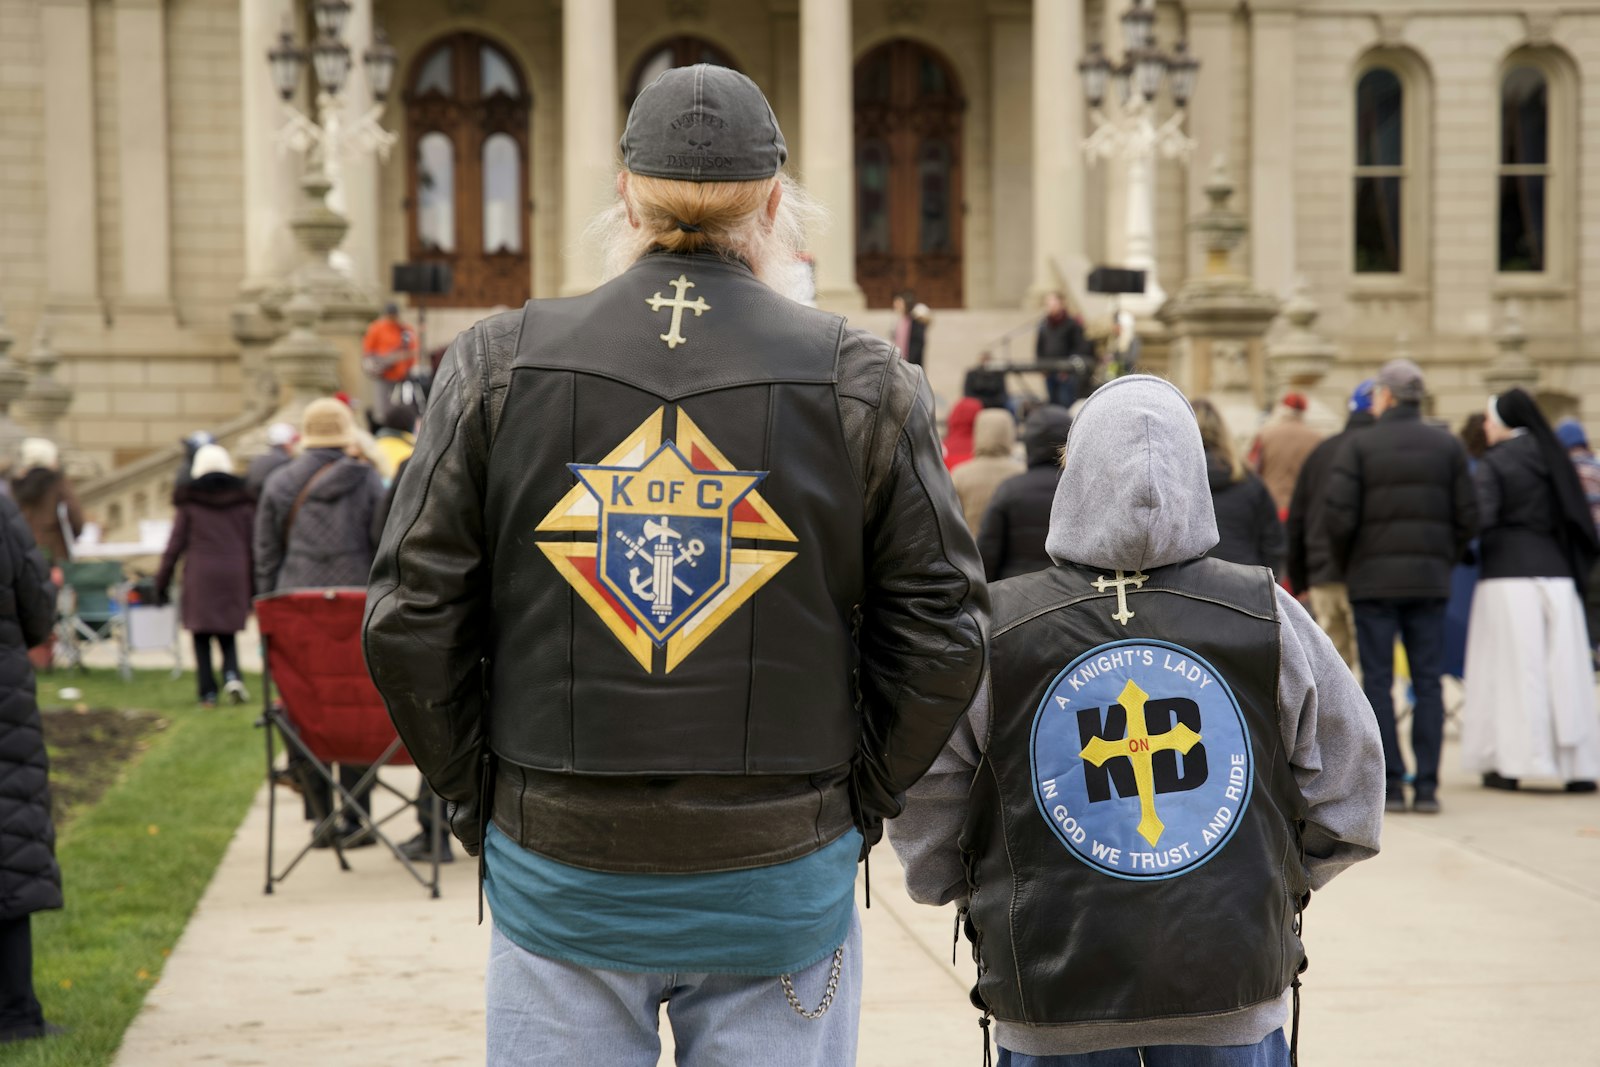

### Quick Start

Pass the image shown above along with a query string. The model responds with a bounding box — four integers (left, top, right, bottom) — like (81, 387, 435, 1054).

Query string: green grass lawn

(1, 670, 263, 1067)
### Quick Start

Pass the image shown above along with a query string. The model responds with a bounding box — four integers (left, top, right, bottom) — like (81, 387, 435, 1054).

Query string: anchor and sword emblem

(613, 516, 707, 624)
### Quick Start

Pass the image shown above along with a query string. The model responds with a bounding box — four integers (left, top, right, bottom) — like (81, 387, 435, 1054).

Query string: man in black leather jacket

(364, 65, 987, 1065)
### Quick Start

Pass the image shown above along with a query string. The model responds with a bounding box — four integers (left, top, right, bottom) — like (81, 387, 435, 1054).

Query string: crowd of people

(945, 344, 1600, 816)
(1, 62, 1595, 1065)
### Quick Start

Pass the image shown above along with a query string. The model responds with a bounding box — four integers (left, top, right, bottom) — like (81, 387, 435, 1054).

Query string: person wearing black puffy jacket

(0, 492, 62, 1044)
(1323, 359, 1478, 815)
(978, 404, 1072, 580)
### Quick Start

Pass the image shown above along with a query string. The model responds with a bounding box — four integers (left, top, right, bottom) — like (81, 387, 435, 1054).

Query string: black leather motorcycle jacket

(962, 557, 1308, 1024)
(365, 250, 988, 871)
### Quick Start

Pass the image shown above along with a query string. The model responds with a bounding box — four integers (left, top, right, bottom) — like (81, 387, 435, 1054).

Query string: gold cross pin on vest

(646, 274, 711, 350)
(1092, 569, 1149, 626)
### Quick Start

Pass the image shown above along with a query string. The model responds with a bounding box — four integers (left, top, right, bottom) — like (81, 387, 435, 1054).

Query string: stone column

(40, 0, 103, 327)
(239, 0, 301, 296)
(1249, 5, 1297, 298)
(1184, 0, 1237, 279)
(560, 0, 617, 296)
(335, 0, 383, 294)
(800, 0, 864, 309)
(1029, 0, 1084, 306)
(113, 0, 178, 329)
(989, 6, 1032, 306)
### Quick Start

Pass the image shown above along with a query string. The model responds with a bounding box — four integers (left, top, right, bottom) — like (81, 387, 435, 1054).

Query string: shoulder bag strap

(282, 459, 341, 546)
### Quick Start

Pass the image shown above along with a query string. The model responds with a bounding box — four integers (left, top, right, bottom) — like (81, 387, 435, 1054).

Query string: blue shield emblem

(573, 442, 765, 645)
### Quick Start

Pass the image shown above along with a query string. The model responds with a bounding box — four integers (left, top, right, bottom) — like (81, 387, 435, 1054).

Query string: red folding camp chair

(256, 588, 443, 898)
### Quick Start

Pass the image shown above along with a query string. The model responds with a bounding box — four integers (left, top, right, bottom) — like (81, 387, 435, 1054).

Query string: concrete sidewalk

(112, 743, 1600, 1066)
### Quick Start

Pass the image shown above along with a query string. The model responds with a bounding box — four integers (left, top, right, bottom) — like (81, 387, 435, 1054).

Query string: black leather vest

(962, 558, 1308, 1025)
(482, 251, 866, 776)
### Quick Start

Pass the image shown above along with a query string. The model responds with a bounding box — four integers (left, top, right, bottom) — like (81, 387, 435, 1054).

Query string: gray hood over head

(1045, 375, 1219, 571)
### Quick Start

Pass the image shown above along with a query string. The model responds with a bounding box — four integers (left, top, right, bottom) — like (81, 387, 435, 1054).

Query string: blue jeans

(485, 910, 861, 1066)
(999, 1029, 1289, 1066)
(1353, 597, 1447, 795)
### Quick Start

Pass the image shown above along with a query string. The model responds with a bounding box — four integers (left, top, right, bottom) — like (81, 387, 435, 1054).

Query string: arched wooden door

(404, 33, 531, 308)
(854, 40, 965, 308)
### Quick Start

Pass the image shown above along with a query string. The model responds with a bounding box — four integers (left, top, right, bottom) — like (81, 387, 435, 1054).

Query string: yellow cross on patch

(1078, 679, 1203, 846)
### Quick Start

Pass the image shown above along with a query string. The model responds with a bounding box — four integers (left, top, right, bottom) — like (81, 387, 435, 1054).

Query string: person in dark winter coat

(1285, 380, 1376, 668)
(0, 492, 62, 1044)
(10, 439, 81, 566)
(254, 398, 384, 847)
(1195, 399, 1285, 569)
(245, 423, 298, 501)
(1036, 291, 1088, 409)
(253, 399, 385, 595)
(157, 445, 255, 707)
(1323, 359, 1478, 814)
(891, 291, 928, 367)
(978, 404, 1072, 580)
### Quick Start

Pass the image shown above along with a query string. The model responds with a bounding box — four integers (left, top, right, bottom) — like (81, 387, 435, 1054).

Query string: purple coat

(157, 474, 256, 635)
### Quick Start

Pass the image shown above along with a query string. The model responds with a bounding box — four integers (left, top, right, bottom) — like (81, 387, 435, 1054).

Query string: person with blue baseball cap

(1284, 380, 1378, 668)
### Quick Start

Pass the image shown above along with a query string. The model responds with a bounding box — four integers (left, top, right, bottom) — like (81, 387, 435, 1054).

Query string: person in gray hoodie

(890, 375, 1384, 1067)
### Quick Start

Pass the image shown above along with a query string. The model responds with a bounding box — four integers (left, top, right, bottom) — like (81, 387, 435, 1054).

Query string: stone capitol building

(0, 0, 1595, 532)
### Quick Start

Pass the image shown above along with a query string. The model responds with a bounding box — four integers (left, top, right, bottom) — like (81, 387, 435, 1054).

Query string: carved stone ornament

(887, 0, 926, 24)
(1376, 11, 1407, 47)
(667, 0, 708, 19)
(1524, 13, 1556, 46)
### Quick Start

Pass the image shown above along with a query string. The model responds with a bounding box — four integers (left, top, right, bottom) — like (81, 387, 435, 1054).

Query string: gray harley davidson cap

(620, 64, 788, 182)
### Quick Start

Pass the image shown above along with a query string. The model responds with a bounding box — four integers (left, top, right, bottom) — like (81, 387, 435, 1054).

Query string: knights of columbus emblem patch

(534, 408, 798, 673)
(1030, 639, 1254, 881)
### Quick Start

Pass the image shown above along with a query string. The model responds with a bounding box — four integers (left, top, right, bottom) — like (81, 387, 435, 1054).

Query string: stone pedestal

(267, 291, 344, 427)
(19, 324, 73, 441)
(1482, 300, 1540, 396)
(1158, 160, 1280, 445)
(0, 308, 30, 469)
(1267, 279, 1342, 432)
(235, 165, 380, 412)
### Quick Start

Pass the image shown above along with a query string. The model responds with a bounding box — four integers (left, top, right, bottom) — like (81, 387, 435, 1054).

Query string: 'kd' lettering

(1076, 696, 1210, 803)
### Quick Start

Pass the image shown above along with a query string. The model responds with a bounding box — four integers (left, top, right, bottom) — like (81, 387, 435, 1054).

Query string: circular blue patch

(1028, 639, 1254, 881)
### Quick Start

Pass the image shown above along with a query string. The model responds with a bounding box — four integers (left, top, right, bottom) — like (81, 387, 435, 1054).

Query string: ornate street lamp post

(1079, 0, 1200, 314)
(256, 0, 398, 423)
(266, 0, 398, 231)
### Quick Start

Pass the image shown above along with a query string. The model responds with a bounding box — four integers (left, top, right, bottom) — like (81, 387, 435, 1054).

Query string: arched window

(627, 38, 738, 108)
(404, 34, 531, 307)
(1354, 67, 1404, 274)
(1499, 65, 1549, 273)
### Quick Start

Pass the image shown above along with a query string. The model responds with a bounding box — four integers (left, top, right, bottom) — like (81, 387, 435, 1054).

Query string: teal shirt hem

(484, 823, 861, 976)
